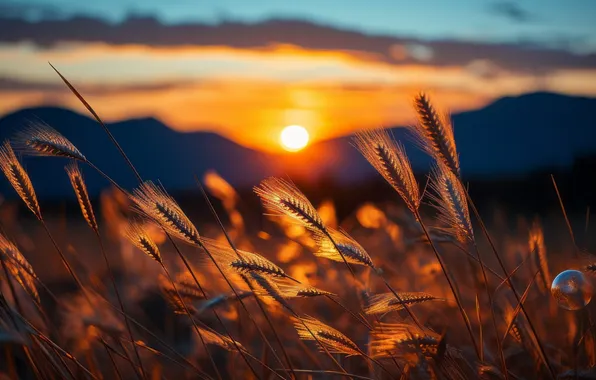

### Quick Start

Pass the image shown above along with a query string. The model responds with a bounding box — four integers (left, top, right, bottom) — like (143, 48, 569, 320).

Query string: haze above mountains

(0, 92, 595, 199)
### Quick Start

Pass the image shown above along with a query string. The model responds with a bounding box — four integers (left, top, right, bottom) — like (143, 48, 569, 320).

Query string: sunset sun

(280, 125, 309, 152)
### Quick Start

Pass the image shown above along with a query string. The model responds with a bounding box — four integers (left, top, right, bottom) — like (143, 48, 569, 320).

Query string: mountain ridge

(1, 92, 595, 198)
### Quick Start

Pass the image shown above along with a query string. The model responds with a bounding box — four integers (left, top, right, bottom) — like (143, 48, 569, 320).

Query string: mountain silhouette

(0, 92, 595, 199)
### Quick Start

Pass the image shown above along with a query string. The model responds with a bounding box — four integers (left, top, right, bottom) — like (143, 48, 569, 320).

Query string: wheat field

(0, 69, 594, 380)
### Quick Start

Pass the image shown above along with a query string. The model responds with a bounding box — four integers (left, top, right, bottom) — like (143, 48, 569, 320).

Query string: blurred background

(0, 4, 595, 377)
(1, 0, 595, 212)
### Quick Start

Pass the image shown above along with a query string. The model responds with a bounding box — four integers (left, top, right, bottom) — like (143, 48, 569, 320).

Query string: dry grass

(0, 81, 593, 380)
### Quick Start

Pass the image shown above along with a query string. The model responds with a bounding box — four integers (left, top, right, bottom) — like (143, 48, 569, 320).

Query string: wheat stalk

(294, 316, 362, 356)
(66, 162, 98, 233)
(411, 92, 460, 177)
(364, 292, 443, 315)
(130, 181, 200, 246)
(353, 128, 420, 213)
(123, 221, 163, 263)
(0, 141, 42, 220)
(17, 121, 86, 161)
(428, 164, 474, 244)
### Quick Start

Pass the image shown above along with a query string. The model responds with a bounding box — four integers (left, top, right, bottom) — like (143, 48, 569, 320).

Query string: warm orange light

(280, 125, 309, 151)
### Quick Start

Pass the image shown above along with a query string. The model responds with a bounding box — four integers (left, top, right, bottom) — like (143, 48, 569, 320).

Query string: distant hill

(0, 92, 595, 199)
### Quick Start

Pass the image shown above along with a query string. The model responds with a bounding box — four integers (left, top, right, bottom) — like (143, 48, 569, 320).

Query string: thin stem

(472, 243, 508, 379)
(160, 265, 225, 380)
(551, 174, 578, 255)
(413, 210, 480, 359)
(7, 253, 205, 377)
(164, 238, 265, 380)
(196, 177, 298, 379)
(95, 233, 147, 380)
(464, 189, 556, 379)
(49, 63, 143, 183)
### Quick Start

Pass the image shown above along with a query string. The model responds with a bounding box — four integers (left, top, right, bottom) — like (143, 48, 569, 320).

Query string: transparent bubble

(551, 270, 593, 310)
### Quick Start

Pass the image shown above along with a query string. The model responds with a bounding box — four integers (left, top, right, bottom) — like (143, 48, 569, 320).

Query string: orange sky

(2, 42, 596, 152)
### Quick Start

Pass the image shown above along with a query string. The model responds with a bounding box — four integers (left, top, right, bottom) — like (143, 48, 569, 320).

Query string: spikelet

(130, 181, 200, 246)
(278, 283, 334, 298)
(17, 121, 86, 161)
(364, 292, 443, 315)
(65, 162, 98, 233)
(195, 326, 244, 352)
(244, 272, 292, 310)
(294, 316, 361, 356)
(529, 220, 550, 292)
(254, 177, 325, 232)
(0, 141, 42, 220)
(124, 221, 162, 263)
(428, 164, 474, 244)
(411, 92, 460, 177)
(371, 322, 442, 362)
(201, 238, 292, 280)
(353, 128, 420, 212)
(0, 234, 39, 303)
(312, 228, 375, 268)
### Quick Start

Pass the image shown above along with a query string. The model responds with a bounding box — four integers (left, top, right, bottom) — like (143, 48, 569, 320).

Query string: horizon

(1, 90, 593, 152)
(2, 0, 596, 152)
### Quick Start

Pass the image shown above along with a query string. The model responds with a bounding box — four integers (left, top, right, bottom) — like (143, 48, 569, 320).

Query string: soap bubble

(551, 270, 593, 310)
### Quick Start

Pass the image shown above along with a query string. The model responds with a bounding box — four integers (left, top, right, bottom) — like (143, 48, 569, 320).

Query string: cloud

(0, 76, 199, 94)
(489, 1, 534, 23)
(0, 0, 63, 20)
(1, 15, 595, 74)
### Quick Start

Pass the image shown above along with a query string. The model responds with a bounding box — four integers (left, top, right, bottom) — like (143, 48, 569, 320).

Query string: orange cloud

(1, 42, 595, 153)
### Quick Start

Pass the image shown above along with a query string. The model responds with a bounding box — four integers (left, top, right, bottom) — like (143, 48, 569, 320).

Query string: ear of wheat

(529, 220, 550, 292)
(201, 238, 292, 280)
(254, 177, 325, 232)
(65, 162, 98, 233)
(17, 121, 86, 161)
(124, 221, 162, 263)
(279, 283, 334, 298)
(0, 141, 42, 220)
(130, 181, 200, 246)
(294, 316, 361, 356)
(364, 291, 443, 315)
(371, 322, 441, 361)
(411, 92, 460, 177)
(353, 128, 420, 213)
(312, 228, 375, 268)
(195, 325, 244, 352)
(428, 164, 474, 244)
(243, 271, 292, 310)
(0, 233, 40, 303)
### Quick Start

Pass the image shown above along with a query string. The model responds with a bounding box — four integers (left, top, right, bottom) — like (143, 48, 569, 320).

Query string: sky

(1, 0, 596, 151)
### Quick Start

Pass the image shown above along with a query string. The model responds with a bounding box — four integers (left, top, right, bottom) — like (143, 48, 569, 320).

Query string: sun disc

(280, 125, 309, 151)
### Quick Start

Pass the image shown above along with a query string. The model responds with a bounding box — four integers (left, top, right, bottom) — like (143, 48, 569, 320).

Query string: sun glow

(280, 125, 309, 152)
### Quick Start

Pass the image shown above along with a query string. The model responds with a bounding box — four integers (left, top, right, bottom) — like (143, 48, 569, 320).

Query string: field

(0, 81, 594, 380)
